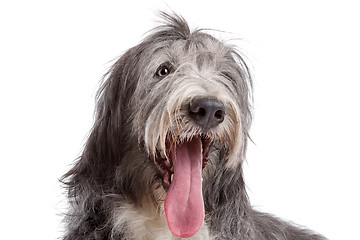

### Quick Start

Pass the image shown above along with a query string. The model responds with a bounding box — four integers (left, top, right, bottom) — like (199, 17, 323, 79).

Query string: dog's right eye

(155, 62, 173, 78)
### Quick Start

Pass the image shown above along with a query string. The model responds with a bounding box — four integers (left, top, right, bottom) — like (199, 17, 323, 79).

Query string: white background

(1, 1, 359, 239)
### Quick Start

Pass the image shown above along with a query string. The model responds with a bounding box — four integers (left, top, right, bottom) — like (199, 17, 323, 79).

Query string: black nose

(189, 99, 225, 129)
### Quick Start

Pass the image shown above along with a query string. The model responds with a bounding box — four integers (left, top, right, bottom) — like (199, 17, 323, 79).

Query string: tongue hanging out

(164, 137, 205, 238)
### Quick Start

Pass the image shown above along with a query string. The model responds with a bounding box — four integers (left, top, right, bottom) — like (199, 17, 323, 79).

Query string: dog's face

(95, 14, 252, 238)
(124, 27, 251, 238)
(133, 35, 250, 167)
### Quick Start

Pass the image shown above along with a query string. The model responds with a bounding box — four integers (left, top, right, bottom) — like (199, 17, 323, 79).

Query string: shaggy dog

(62, 12, 327, 240)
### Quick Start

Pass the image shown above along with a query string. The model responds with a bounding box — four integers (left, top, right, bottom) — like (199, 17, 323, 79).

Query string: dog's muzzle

(150, 98, 227, 238)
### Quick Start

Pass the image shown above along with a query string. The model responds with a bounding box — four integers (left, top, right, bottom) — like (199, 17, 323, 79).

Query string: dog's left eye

(155, 63, 173, 78)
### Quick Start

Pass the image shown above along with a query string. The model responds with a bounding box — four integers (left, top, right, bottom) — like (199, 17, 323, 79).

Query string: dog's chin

(151, 134, 211, 191)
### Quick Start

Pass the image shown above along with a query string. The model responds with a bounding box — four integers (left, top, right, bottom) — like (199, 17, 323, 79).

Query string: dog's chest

(112, 203, 211, 240)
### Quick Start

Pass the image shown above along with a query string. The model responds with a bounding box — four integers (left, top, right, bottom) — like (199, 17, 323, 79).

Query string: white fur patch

(112, 202, 212, 240)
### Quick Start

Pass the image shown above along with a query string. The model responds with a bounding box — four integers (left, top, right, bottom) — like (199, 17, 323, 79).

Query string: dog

(62, 12, 327, 240)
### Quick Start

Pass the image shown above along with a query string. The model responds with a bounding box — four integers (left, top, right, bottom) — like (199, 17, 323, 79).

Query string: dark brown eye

(155, 62, 173, 78)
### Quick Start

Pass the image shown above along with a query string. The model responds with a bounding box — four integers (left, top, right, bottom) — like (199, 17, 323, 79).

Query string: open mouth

(151, 134, 212, 238)
(153, 134, 211, 190)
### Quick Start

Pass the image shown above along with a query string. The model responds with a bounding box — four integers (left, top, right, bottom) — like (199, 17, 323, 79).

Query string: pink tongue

(164, 137, 205, 238)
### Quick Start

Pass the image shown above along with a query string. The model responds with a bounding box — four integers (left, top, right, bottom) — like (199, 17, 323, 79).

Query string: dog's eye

(155, 63, 173, 78)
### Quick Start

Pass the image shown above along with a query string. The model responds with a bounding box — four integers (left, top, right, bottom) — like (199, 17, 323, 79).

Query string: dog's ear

(62, 47, 143, 187)
(218, 47, 253, 170)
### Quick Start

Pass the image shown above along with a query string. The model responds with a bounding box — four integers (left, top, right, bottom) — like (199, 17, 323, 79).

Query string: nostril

(190, 105, 207, 119)
(214, 109, 225, 121)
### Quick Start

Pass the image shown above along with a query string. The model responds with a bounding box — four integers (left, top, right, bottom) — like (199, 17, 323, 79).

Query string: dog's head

(80, 12, 252, 238)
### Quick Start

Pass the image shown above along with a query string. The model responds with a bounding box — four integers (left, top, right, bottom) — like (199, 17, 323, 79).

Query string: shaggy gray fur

(62, 12, 327, 240)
